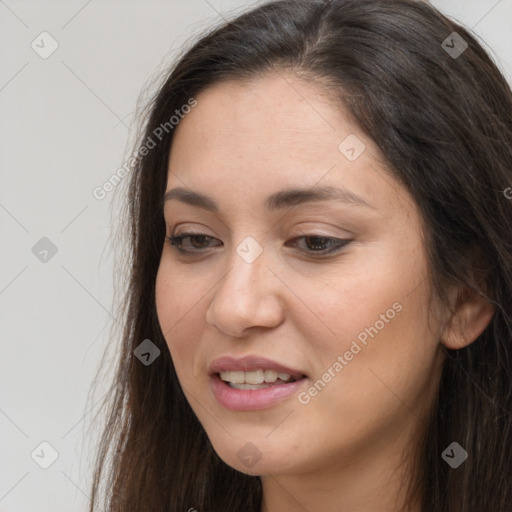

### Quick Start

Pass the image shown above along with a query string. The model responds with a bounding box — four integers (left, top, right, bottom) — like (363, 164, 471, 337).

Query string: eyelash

(165, 232, 352, 257)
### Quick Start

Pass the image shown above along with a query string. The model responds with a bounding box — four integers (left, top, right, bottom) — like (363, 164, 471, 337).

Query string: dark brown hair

(87, 0, 512, 510)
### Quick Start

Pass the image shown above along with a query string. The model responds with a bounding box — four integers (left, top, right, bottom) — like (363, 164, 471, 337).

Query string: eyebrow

(163, 185, 375, 212)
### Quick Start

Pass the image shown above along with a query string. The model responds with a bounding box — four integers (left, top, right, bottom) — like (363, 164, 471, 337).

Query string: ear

(440, 287, 495, 350)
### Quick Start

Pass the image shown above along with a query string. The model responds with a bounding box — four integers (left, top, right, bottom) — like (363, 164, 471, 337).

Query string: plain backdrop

(1, 1, 510, 510)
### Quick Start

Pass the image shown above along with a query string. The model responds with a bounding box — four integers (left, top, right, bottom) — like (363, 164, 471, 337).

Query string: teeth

(245, 370, 264, 384)
(264, 369, 278, 382)
(219, 369, 296, 385)
(229, 382, 270, 390)
(223, 371, 245, 384)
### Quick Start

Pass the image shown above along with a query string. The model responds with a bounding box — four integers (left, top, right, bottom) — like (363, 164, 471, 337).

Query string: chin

(211, 441, 293, 476)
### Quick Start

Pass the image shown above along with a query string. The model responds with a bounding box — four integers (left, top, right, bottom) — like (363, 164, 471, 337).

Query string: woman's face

(155, 73, 445, 476)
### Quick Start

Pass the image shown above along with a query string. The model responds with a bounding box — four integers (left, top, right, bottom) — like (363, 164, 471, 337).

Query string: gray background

(1, 1, 510, 510)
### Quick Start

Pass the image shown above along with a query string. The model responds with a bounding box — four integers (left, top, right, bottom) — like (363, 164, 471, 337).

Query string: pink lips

(208, 355, 308, 411)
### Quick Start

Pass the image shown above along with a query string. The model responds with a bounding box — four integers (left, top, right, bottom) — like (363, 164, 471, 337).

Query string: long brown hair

(87, 0, 512, 510)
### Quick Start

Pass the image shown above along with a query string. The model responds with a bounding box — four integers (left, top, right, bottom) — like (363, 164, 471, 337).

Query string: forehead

(170, 73, 365, 163)
(166, 72, 413, 217)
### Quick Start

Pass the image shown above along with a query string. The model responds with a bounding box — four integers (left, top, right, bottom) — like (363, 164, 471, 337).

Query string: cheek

(306, 284, 438, 432)
(155, 261, 205, 378)
(288, 258, 419, 361)
(297, 243, 438, 403)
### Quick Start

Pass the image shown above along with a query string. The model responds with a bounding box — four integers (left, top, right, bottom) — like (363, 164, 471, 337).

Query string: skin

(155, 72, 495, 512)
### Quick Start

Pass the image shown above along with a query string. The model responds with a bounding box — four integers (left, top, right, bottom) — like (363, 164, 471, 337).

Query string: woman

(88, 0, 512, 510)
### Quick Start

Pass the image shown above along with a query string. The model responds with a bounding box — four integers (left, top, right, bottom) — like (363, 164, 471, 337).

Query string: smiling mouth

(218, 369, 306, 390)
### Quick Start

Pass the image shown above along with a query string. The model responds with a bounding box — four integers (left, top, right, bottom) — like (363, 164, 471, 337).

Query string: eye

(286, 235, 352, 255)
(166, 233, 220, 253)
(166, 232, 352, 257)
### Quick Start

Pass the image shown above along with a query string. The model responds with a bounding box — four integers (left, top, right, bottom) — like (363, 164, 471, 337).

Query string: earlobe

(440, 288, 495, 350)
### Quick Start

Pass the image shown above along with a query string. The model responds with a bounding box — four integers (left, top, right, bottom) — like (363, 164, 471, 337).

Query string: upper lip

(209, 355, 307, 379)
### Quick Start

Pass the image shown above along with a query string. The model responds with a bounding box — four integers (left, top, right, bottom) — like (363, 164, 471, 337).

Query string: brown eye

(166, 233, 351, 257)
(166, 233, 221, 253)
(286, 235, 352, 255)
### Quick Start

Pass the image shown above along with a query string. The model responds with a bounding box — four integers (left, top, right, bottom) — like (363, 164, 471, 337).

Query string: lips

(208, 355, 308, 411)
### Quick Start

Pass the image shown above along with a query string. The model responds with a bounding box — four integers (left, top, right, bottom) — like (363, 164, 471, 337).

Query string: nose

(205, 243, 285, 337)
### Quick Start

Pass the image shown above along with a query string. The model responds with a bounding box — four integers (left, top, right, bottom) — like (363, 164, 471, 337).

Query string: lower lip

(210, 373, 308, 411)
